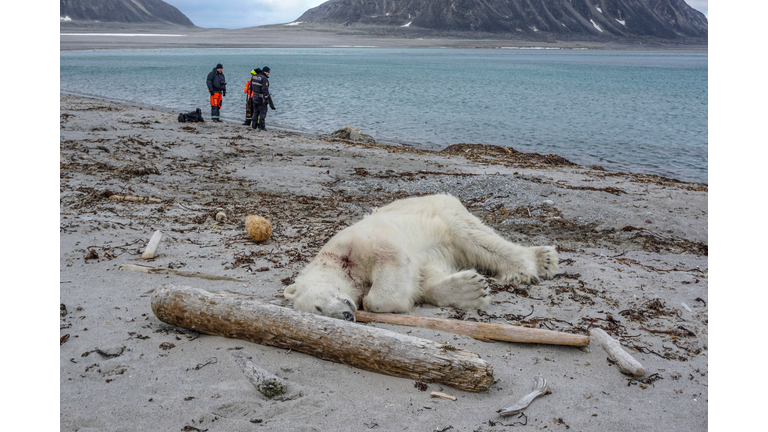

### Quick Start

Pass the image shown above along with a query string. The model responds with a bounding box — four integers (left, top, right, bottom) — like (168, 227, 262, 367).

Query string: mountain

(296, 0, 707, 40)
(60, 0, 194, 26)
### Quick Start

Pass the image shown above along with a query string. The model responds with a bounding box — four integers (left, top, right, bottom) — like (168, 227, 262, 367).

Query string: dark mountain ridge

(60, 0, 194, 26)
(297, 0, 707, 40)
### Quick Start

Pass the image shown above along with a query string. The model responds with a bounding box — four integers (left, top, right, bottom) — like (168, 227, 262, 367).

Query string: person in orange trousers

(206, 63, 227, 122)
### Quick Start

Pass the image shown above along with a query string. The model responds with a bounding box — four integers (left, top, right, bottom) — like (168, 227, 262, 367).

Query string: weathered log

(230, 351, 287, 398)
(355, 311, 590, 346)
(141, 230, 164, 260)
(590, 328, 645, 377)
(151, 285, 494, 392)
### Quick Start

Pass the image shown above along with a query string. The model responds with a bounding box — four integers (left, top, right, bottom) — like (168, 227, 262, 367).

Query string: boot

(243, 118, 251, 125)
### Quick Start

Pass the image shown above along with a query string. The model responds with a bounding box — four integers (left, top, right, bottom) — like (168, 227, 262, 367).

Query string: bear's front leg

(421, 269, 491, 310)
(361, 247, 419, 314)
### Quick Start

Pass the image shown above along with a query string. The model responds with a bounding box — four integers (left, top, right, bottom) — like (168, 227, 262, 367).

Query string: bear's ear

(284, 284, 298, 300)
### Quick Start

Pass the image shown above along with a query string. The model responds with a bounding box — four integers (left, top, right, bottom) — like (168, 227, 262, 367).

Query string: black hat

(216, 63, 223, 69)
(262, 66, 270, 73)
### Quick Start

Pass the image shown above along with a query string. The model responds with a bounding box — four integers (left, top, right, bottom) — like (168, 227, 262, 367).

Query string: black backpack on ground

(178, 108, 204, 123)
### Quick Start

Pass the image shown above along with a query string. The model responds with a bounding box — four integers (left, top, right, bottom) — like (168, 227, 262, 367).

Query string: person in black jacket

(206, 64, 227, 122)
(250, 66, 272, 131)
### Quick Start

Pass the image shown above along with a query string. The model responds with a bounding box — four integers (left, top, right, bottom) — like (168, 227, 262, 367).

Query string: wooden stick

(355, 311, 589, 347)
(590, 328, 645, 377)
(230, 351, 287, 398)
(430, 392, 457, 401)
(151, 285, 494, 392)
(141, 230, 164, 260)
(119, 263, 246, 282)
(498, 376, 549, 416)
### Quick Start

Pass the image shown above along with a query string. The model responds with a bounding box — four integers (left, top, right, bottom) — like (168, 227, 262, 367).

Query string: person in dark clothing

(242, 68, 260, 125)
(206, 64, 227, 122)
(250, 66, 271, 131)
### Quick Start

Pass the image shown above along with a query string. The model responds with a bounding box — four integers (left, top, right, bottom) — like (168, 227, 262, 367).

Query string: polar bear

(284, 194, 558, 321)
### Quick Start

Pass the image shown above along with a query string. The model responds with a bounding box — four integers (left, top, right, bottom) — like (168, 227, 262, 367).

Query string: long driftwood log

(151, 285, 494, 392)
(356, 311, 590, 346)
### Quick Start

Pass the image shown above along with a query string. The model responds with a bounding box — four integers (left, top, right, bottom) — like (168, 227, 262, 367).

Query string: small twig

(430, 392, 457, 401)
(119, 263, 246, 282)
(640, 326, 696, 337)
(189, 357, 217, 371)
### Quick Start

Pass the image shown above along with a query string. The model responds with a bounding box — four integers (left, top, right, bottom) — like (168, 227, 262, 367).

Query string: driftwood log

(151, 285, 494, 392)
(230, 351, 288, 398)
(356, 311, 589, 346)
(590, 328, 645, 377)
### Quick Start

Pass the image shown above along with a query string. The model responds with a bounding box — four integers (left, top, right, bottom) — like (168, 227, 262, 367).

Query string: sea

(60, 48, 707, 184)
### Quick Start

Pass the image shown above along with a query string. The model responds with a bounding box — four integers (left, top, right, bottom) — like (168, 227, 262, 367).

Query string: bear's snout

(342, 311, 355, 322)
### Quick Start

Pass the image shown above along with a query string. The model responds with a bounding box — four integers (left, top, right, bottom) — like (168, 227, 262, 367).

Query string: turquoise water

(60, 48, 707, 183)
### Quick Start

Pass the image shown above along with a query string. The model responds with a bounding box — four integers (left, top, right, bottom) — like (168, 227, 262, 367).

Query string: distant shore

(60, 22, 708, 51)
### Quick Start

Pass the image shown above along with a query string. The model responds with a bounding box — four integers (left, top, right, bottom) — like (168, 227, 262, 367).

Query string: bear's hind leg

(420, 264, 490, 309)
(452, 216, 558, 284)
(532, 246, 558, 280)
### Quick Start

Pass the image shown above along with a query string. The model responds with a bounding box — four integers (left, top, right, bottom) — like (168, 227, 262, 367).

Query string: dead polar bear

(284, 194, 558, 321)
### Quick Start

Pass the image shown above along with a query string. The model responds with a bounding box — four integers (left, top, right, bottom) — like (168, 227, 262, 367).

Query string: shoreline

(61, 92, 707, 188)
(60, 94, 707, 431)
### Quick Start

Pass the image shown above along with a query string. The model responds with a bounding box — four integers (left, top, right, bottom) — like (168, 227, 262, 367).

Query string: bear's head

(284, 282, 358, 322)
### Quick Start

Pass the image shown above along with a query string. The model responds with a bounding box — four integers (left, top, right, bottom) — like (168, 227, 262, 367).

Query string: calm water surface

(60, 48, 707, 183)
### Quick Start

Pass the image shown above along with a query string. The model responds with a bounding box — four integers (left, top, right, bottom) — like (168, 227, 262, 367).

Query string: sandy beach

(59, 93, 707, 431)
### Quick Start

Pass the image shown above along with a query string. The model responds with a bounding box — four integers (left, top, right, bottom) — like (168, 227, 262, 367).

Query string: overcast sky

(164, 0, 708, 29)
(163, 0, 326, 28)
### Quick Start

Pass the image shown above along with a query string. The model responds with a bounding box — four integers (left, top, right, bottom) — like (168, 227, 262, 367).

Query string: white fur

(284, 194, 558, 321)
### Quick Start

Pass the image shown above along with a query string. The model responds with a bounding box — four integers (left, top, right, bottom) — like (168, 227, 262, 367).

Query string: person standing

(206, 63, 227, 122)
(250, 66, 272, 131)
(242, 68, 260, 125)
